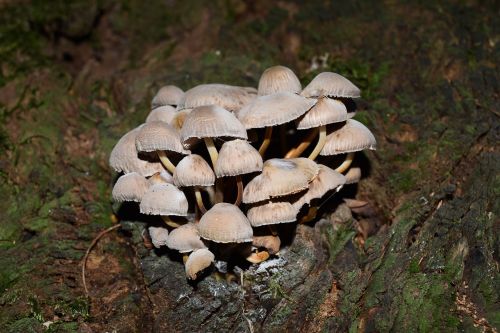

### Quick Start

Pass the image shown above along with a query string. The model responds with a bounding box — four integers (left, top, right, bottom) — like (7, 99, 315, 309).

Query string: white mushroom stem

(258, 127, 273, 156)
(162, 216, 181, 228)
(335, 152, 355, 173)
(204, 137, 218, 168)
(183, 254, 189, 264)
(285, 128, 318, 158)
(234, 176, 243, 206)
(194, 187, 207, 214)
(246, 250, 270, 264)
(157, 150, 176, 174)
(308, 125, 327, 161)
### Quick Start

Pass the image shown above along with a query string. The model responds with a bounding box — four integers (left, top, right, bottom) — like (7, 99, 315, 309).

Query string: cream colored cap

(185, 248, 215, 280)
(151, 85, 184, 108)
(247, 202, 299, 227)
(215, 139, 263, 177)
(170, 109, 192, 132)
(301, 72, 361, 98)
(296, 97, 348, 129)
(173, 154, 215, 187)
(252, 235, 280, 255)
(257, 65, 301, 96)
(135, 121, 190, 154)
(166, 223, 206, 253)
(178, 84, 256, 112)
(139, 183, 188, 216)
(237, 92, 315, 129)
(146, 105, 176, 123)
(148, 226, 169, 248)
(180, 105, 247, 146)
(109, 126, 163, 177)
(345, 167, 361, 184)
(292, 165, 346, 209)
(112, 172, 149, 202)
(147, 170, 174, 186)
(198, 203, 253, 243)
(320, 119, 376, 156)
(242, 158, 319, 204)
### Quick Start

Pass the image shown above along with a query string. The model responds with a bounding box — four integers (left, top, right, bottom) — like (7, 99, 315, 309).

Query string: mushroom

(148, 226, 169, 248)
(345, 167, 361, 184)
(140, 183, 189, 228)
(300, 72, 361, 99)
(237, 92, 315, 156)
(166, 223, 207, 262)
(147, 170, 174, 186)
(214, 139, 263, 206)
(151, 85, 184, 109)
(135, 121, 190, 174)
(257, 65, 301, 96)
(146, 105, 176, 123)
(173, 154, 215, 214)
(320, 119, 376, 173)
(185, 248, 215, 280)
(252, 235, 281, 255)
(109, 126, 164, 177)
(112, 172, 149, 203)
(178, 84, 256, 112)
(180, 105, 247, 168)
(197, 203, 253, 244)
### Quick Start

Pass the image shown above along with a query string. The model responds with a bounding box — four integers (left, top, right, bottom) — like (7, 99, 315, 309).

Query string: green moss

(6, 317, 42, 333)
(325, 224, 356, 264)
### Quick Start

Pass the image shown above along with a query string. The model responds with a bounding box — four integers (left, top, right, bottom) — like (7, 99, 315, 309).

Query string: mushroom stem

(204, 186, 216, 204)
(182, 254, 189, 264)
(335, 152, 355, 173)
(234, 176, 243, 206)
(157, 150, 176, 173)
(195, 188, 207, 214)
(162, 216, 181, 228)
(246, 250, 270, 264)
(204, 137, 218, 168)
(308, 125, 327, 160)
(285, 128, 318, 158)
(258, 127, 273, 156)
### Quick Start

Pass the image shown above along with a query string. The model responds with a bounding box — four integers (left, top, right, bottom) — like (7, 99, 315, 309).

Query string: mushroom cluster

(109, 66, 376, 281)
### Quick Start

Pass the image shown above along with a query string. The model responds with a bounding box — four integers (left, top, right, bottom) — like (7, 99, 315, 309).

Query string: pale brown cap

(151, 85, 184, 108)
(215, 139, 263, 177)
(166, 223, 206, 253)
(252, 235, 280, 255)
(147, 170, 174, 186)
(292, 165, 346, 209)
(146, 105, 176, 123)
(148, 226, 169, 248)
(136, 121, 190, 154)
(185, 248, 215, 280)
(296, 97, 348, 129)
(180, 105, 247, 146)
(178, 84, 256, 112)
(112, 172, 149, 202)
(140, 183, 188, 216)
(109, 126, 164, 177)
(170, 109, 192, 132)
(257, 65, 301, 96)
(247, 202, 299, 227)
(301, 72, 361, 98)
(320, 119, 376, 156)
(173, 154, 215, 187)
(242, 158, 319, 204)
(344, 167, 361, 184)
(237, 92, 315, 129)
(198, 203, 253, 243)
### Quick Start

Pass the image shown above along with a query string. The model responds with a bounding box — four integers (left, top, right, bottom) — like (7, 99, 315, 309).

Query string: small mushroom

(185, 248, 215, 280)
(178, 84, 256, 112)
(147, 170, 174, 186)
(301, 72, 361, 99)
(166, 223, 206, 260)
(140, 183, 189, 228)
(146, 105, 176, 123)
(148, 226, 169, 248)
(112, 172, 149, 203)
(198, 203, 253, 244)
(252, 235, 281, 255)
(257, 65, 302, 96)
(151, 85, 184, 109)
(345, 167, 361, 184)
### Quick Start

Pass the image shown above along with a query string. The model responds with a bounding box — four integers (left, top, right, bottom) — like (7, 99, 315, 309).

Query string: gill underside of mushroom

(203, 137, 219, 168)
(162, 215, 182, 228)
(194, 188, 207, 214)
(285, 127, 318, 158)
(335, 152, 355, 173)
(258, 126, 273, 156)
(307, 125, 327, 160)
(157, 150, 176, 173)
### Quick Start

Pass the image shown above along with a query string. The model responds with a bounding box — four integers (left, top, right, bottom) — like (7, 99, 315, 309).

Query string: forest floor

(0, 1, 498, 332)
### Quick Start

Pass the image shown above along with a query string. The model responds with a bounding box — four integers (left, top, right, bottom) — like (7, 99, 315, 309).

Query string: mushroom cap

(296, 97, 348, 129)
(252, 235, 281, 255)
(243, 158, 319, 204)
(151, 85, 184, 108)
(180, 105, 247, 145)
(247, 202, 299, 227)
(185, 248, 215, 280)
(166, 223, 206, 253)
(215, 139, 263, 177)
(320, 119, 377, 156)
(112, 172, 149, 202)
(148, 226, 169, 248)
(198, 203, 253, 243)
(109, 126, 164, 177)
(136, 121, 190, 154)
(237, 92, 315, 129)
(139, 183, 188, 216)
(257, 65, 302, 96)
(147, 170, 174, 186)
(344, 167, 361, 184)
(173, 154, 215, 187)
(178, 84, 256, 112)
(292, 165, 346, 209)
(301, 72, 361, 98)
(146, 105, 177, 123)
